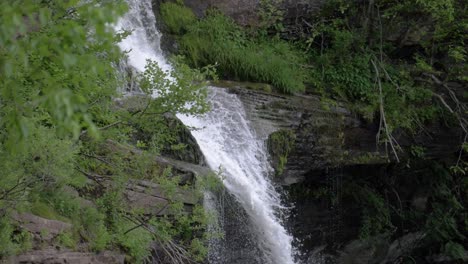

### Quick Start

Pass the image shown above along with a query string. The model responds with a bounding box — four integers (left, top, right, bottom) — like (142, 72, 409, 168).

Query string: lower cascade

(116, 0, 296, 263)
(178, 88, 295, 264)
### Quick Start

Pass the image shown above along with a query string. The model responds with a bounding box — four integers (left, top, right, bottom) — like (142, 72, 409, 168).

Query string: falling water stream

(116, 1, 296, 263)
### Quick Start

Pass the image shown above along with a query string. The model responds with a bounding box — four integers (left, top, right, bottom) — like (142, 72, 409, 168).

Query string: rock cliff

(213, 81, 462, 185)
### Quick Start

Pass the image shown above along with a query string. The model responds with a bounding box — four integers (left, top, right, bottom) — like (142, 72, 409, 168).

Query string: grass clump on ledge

(160, 1, 196, 34)
(159, 5, 307, 94)
(181, 11, 306, 93)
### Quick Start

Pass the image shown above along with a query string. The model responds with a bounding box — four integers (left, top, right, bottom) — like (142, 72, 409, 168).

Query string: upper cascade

(115, 0, 171, 73)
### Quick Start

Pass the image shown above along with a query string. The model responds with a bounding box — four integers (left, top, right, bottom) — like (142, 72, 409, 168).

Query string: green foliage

(114, 219, 153, 262)
(347, 184, 394, 239)
(57, 231, 78, 250)
(0, 126, 77, 212)
(139, 56, 211, 116)
(196, 171, 225, 194)
(0, 0, 126, 221)
(258, 0, 284, 34)
(299, 0, 466, 149)
(171, 11, 307, 93)
(190, 238, 208, 262)
(48, 189, 82, 219)
(444, 241, 466, 259)
(424, 164, 466, 258)
(80, 207, 111, 251)
(410, 145, 426, 158)
(0, 0, 127, 143)
(30, 201, 66, 222)
(109, 202, 214, 263)
(160, 1, 197, 34)
(0, 0, 216, 261)
(0, 217, 31, 257)
(415, 0, 455, 22)
(119, 57, 214, 157)
(0, 218, 20, 257)
(450, 143, 468, 175)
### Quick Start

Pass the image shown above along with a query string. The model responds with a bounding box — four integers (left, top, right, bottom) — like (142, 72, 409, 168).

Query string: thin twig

(123, 222, 145, 235)
(432, 93, 454, 113)
(98, 121, 124, 130)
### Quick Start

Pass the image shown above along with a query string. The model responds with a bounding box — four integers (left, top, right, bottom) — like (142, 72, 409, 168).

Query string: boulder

(381, 232, 426, 263)
(338, 236, 390, 264)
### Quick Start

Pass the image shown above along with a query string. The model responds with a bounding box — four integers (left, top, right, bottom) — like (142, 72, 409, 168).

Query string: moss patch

(267, 129, 296, 177)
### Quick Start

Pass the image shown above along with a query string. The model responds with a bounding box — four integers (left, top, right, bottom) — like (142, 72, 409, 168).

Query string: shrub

(0, 217, 31, 257)
(115, 219, 153, 263)
(80, 207, 111, 251)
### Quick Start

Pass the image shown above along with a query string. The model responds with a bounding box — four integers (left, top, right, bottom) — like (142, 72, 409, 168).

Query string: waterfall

(115, 0, 171, 73)
(178, 89, 295, 264)
(115, 1, 296, 263)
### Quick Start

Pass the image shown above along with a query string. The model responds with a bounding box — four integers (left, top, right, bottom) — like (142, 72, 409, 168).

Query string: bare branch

(432, 92, 454, 114)
(371, 58, 400, 162)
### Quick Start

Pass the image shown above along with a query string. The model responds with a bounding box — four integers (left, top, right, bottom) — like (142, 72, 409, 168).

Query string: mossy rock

(267, 129, 296, 177)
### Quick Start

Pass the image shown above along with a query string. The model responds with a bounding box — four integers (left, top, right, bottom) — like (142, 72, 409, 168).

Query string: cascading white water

(115, 0, 171, 73)
(178, 89, 295, 264)
(115, 1, 296, 263)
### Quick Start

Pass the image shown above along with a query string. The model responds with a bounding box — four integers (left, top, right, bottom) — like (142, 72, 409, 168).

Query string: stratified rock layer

(215, 81, 462, 185)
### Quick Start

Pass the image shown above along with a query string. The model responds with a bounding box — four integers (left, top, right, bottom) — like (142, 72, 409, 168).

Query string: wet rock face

(220, 82, 381, 184)
(217, 81, 462, 185)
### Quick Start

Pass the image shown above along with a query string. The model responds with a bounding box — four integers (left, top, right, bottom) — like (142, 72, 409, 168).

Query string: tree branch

(371, 58, 400, 162)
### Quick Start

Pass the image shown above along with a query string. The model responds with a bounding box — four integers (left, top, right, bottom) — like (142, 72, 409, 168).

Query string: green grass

(160, 2, 196, 34)
(160, 7, 307, 93)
